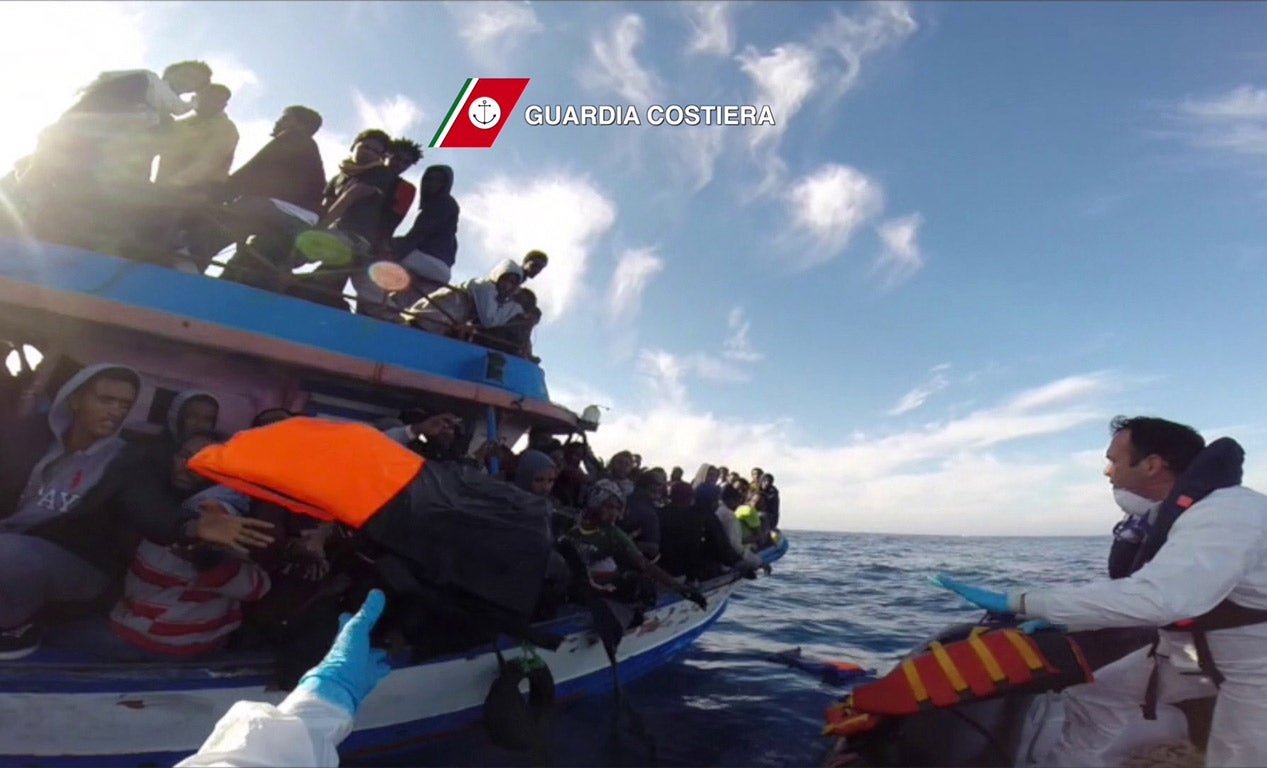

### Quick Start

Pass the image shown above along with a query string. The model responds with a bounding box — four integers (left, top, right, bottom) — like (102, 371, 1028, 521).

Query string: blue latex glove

(930, 574, 1013, 614)
(1018, 619, 1066, 634)
(295, 589, 392, 715)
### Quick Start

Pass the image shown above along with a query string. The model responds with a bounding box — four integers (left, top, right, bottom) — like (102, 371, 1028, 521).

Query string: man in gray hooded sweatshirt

(0, 365, 264, 658)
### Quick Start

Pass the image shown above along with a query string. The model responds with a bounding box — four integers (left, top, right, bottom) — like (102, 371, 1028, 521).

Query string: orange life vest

(187, 416, 424, 528)
(823, 627, 1093, 738)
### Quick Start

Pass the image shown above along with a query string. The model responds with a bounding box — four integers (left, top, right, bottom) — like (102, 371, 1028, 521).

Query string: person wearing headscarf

(563, 479, 706, 609)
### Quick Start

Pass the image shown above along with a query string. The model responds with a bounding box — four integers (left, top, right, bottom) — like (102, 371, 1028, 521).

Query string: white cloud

(607, 247, 664, 322)
(205, 54, 260, 101)
(813, 1, 918, 100)
(459, 173, 617, 322)
(676, 125, 727, 191)
(889, 363, 950, 416)
(684, 2, 736, 57)
(352, 90, 424, 139)
(722, 307, 762, 363)
(783, 163, 885, 268)
(448, 1, 543, 66)
(737, 43, 817, 152)
(582, 14, 661, 106)
(1182, 85, 1267, 121)
(580, 370, 1129, 536)
(634, 348, 749, 408)
(873, 212, 924, 287)
(1171, 85, 1267, 158)
(0, 2, 151, 174)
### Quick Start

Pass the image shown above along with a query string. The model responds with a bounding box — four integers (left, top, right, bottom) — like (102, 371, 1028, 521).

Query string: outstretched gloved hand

(295, 589, 392, 715)
(1017, 619, 1065, 634)
(930, 575, 1015, 615)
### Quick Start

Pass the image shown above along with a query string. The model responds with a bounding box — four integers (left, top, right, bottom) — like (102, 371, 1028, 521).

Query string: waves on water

(370, 531, 1106, 767)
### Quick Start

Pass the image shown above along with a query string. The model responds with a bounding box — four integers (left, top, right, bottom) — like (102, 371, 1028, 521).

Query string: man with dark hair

(191, 105, 327, 280)
(935, 415, 1267, 766)
(350, 137, 427, 319)
(278, 129, 397, 308)
(0, 363, 272, 658)
(521, 249, 548, 280)
(156, 83, 238, 191)
(382, 139, 423, 239)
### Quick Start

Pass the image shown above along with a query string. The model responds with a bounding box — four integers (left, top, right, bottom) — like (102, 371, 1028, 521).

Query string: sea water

(375, 531, 1107, 768)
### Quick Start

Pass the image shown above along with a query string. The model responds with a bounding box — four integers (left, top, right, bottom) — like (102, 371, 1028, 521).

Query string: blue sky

(4, 1, 1267, 535)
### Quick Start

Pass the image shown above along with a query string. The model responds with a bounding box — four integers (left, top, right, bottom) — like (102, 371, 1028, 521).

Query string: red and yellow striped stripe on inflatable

(823, 627, 1092, 738)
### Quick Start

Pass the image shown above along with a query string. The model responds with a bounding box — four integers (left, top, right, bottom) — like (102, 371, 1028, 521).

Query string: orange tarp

(188, 416, 424, 528)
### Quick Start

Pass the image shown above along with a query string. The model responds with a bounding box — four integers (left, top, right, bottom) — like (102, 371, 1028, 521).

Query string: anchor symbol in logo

(469, 97, 502, 130)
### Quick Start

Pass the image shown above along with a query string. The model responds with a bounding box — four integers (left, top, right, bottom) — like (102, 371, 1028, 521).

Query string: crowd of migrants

(0, 362, 781, 666)
(0, 61, 546, 360)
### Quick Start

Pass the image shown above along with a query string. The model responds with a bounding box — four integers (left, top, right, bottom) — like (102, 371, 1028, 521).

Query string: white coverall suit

(175, 689, 351, 767)
(1024, 485, 1267, 767)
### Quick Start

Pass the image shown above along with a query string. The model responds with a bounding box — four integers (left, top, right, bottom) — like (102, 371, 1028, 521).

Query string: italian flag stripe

(430, 78, 477, 148)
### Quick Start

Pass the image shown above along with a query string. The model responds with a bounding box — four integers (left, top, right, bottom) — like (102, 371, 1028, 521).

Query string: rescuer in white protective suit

(176, 589, 392, 767)
(934, 416, 1267, 768)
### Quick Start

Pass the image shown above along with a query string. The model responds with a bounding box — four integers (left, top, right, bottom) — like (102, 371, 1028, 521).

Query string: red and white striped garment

(110, 540, 271, 656)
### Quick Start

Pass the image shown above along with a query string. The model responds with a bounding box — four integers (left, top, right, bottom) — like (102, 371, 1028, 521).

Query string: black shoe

(0, 622, 40, 660)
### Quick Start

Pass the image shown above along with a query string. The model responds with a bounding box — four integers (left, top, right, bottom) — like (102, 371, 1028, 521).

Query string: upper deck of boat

(0, 235, 580, 429)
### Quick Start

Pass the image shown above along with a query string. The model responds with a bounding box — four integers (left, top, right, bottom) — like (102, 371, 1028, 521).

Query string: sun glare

(0, 2, 149, 175)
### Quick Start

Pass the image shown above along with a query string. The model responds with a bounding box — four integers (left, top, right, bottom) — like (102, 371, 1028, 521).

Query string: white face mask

(1113, 487, 1157, 517)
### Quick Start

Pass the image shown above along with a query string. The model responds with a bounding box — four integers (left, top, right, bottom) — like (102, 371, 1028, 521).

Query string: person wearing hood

(161, 390, 221, 448)
(657, 480, 762, 582)
(619, 467, 665, 562)
(392, 164, 459, 297)
(515, 448, 574, 538)
(0, 364, 257, 659)
(691, 464, 722, 516)
(933, 416, 1267, 767)
(402, 259, 524, 341)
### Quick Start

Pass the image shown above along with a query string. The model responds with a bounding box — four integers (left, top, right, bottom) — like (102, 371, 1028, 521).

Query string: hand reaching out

(194, 500, 275, 555)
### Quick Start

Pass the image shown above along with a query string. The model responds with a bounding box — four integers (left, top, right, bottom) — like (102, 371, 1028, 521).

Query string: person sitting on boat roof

(401, 258, 525, 345)
(380, 139, 424, 243)
(619, 466, 665, 562)
(657, 480, 762, 582)
(155, 84, 239, 192)
(350, 138, 428, 321)
(46, 431, 274, 660)
(24, 60, 212, 191)
(286, 129, 397, 310)
(521, 249, 548, 281)
(391, 164, 460, 301)
(0, 364, 267, 659)
(565, 479, 706, 610)
(499, 287, 542, 360)
(190, 106, 327, 280)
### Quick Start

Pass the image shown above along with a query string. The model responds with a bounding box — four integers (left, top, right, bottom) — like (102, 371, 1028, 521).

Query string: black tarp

(361, 461, 554, 620)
